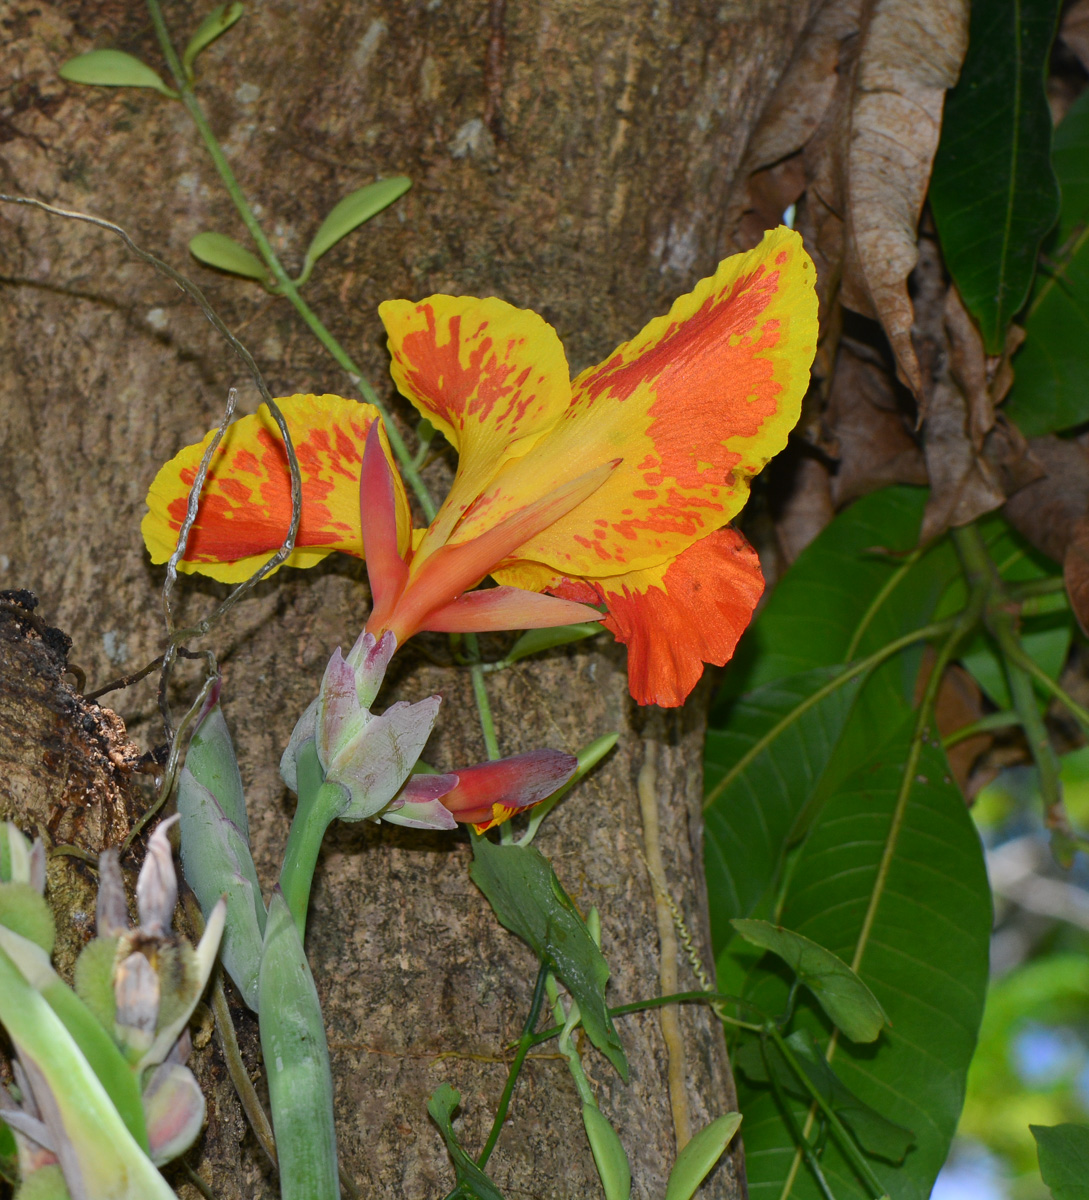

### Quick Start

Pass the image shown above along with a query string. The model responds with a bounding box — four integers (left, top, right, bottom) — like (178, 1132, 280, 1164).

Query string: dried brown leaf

(1065, 516, 1089, 638)
(745, 0, 863, 172)
(822, 336, 927, 505)
(774, 453, 835, 563)
(1003, 437, 1089, 563)
(1061, 0, 1089, 74)
(841, 0, 970, 396)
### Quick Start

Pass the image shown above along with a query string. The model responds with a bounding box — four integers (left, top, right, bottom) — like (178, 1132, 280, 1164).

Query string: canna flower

(143, 227, 817, 705)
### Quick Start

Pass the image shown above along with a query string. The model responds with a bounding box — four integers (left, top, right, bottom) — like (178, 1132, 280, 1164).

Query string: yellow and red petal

(456, 227, 817, 579)
(141, 394, 410, 584)
(542, 527, 765, 707)
(378, 295, 572, 555)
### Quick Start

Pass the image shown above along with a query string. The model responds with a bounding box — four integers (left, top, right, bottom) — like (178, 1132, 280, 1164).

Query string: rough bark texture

(1, 2, 809, 1196)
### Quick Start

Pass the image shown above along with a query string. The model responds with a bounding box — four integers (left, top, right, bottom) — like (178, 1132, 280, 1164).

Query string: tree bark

(1, 2, 810, 1196)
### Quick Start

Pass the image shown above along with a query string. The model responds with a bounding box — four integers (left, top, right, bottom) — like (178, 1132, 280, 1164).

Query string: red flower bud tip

(438, 749, 578, 831)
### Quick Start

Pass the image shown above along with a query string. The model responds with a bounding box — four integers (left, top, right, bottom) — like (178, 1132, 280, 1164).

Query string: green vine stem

(144, 0, 437, 521)
(761, 1035, 838, 1200)
(952, 524, 1071, 848)
(768, 1026, 890, 1200)
(476, 961, 551, 1171)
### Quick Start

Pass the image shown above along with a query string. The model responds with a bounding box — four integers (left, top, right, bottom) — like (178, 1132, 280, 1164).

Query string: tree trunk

(1, 3, 810, 1196)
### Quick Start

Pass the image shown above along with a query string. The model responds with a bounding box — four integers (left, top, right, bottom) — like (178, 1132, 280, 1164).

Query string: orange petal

(378, 295, 571, 554)
(421, 586, 603, 634)
(457, 227, 817, 579)
(541, 527, 765, 707)
(142, 395, 410, 584)
(378, 461, 616, 642)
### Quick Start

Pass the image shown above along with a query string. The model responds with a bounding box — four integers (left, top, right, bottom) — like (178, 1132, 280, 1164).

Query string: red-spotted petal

(456, 227, 817, 579)
(534, 526, 765, 707)
(142, 394, 410, 584)
(379, 295, 571, 555)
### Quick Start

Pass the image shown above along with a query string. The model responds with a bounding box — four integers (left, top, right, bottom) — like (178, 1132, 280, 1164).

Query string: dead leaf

(1061, 0, 1089, 75)
(1003, 436, 1089, 563)
(1065, 516, 1089, 638)
(744, 0, 863, 172)
(916, 248, 1007, 542)
(840, 0, 970, 397)
(822, 334, 927, 505)
(773, 451, 835, 563)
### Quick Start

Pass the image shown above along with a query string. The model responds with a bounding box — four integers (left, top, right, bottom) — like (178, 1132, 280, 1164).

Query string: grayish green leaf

(664, 1112, 742, 1200)
(469, 837, 627, 1079)
(505, 622, 604, 665)
(182, 3, 245, 82)
(189, 232, 269, 282)
(428, 1083, 507, 1200)
(59, 50, 178, 97)
(581, 1104, 631, 1200)
(301, 178, 411, 280)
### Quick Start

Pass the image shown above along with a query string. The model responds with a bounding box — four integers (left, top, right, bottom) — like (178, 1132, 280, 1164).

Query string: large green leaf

(718, 487, 936, 700)
(469, 837, 627, 1079)
(706, 487, 962, 954)
(1005, 88, 1089, 434)
(734, 726, 991, 1200)
(705, 666, 864, 947)
(930, 0, 1061, 352)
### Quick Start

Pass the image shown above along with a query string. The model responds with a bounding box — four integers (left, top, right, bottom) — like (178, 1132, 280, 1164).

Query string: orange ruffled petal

(141, 394, 410, 584)
(503, 527, 764, 707)
(456, 227, 817, 580)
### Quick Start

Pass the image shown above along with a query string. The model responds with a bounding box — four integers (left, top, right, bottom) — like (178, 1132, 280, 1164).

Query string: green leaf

(0, 945, 174, 1198)
(1004, 87, 1089, 434)
(428, 1083, 507, 1200)
(1032, 1124, 1089, 1200)
(706, 487, 963, 956)
(734, 1031, 914, 1163)
(59, 49, 178, 98)
(505, 622, 603, 665)
(189, 232, 269, 282)
(177, 703, 266, 1010)
(258, 893, 339, 1200)
(929, 0, 1061, 352)
(300, 177, 412, 280)
(733, 724, 991, 1199)
(581, 1104, 631, 1200)
(731, 921, 887, 1043)
(705, 665, 865, 945)
(663, 1112, 743, 1200)
(182, 3, 245, 82)
(469, 836, 627, 1079)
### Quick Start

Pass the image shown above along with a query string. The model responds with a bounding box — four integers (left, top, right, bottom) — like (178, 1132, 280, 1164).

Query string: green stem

(528, 990, 765, 1047)
(279, 742, 344, 938)
(546, 973, 595, 1105)
(145, 0, 437, 520)
(769, 1026, 889, 1200)
(941, 710, 1020, 749)
(476, 961, 551, 1170)
(761, 1035, 838, 1200)
(952, 525, 1068, 838)
(1006, 641, 1089, 738)
(464, 632, 501, 768)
